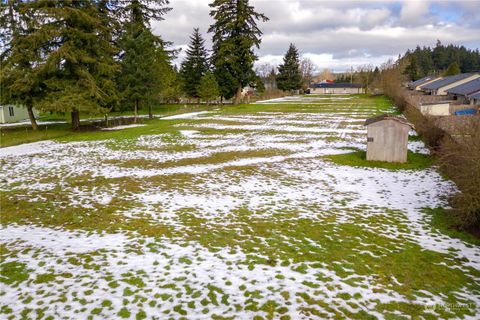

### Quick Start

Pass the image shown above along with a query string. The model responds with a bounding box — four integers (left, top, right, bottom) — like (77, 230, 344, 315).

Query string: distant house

(0, 105, 38, 124)
(364, 114, 414, 163)
(309, 83, 362, 94)
(408, 76, 441, 91)
(446, 78, 480, 103)
(421, 73, 480, 95)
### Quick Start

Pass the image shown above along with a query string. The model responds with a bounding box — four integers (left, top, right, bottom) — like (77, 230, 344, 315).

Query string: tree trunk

(148, 104, 153, 119)
(71, 109, 80, 130)
(134, 99, 138, 123)
(26, 102, 39, 131)
(234, 85, 242, 105)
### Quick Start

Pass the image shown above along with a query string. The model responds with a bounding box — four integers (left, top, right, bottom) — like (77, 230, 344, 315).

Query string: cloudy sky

(152, 0, 480, 73)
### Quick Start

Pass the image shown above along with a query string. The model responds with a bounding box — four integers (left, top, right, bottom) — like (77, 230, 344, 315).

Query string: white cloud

(153, 0, 480, 72)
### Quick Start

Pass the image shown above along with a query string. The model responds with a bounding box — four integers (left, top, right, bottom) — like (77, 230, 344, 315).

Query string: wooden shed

(364, 115, 414, 163)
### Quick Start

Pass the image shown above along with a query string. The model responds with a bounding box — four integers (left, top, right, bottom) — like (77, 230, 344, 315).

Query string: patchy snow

(1, 94, 479, 319)
(0, 120, 66, 127)
(0, 140, 59, 157)
(4, 224, 478, 319)
(160, 111, 212, 120)
(101, 124, 146, 131)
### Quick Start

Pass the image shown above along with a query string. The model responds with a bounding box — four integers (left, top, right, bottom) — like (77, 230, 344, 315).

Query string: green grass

(324, 150, 433, 170)
(0, 123, 75, 147)
(0, 104, 210, 148)
(0, 261, 30, 285)
(2, 94, 479, 319)
(424, 207, 480, 246)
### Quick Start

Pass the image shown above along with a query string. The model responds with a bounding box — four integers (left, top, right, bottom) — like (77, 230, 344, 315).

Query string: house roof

(311, 82, 362, 89)
(446, 78, 480, 96)
(364, 114, 414, 128)
(422, 73, 478, 90)
(467, 90, 480, 99)
(408, 75, 440, 89)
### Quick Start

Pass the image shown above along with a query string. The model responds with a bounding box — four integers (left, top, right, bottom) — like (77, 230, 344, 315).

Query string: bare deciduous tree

(315, 68, 335, 83)
(300, 58, 315, 89)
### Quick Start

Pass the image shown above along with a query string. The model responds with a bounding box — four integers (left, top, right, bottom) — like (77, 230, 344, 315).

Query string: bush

(438, 125, 480, 229)
(403, 104, 446, 150)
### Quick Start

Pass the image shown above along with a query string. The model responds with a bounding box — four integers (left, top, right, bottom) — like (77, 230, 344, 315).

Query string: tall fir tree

(2, 1, 120, 130)
(209, 0, 268, 104)
(180, 28, 210, 100)
(276, 44, 302, 91)
(117, 0, 171, 120)
(39, 1, 120, 129)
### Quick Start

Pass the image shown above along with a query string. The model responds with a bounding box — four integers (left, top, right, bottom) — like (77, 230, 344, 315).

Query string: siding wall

(366, 120, 410, 163)
(0, 105, 36, 124)
(310, 87, 360, 94)
(419, 103, 451, 116)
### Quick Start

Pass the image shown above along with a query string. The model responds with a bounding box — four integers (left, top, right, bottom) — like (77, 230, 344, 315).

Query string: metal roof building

(468, 91, 480, 99)
(311, 83, 361, 89)
(309, 82, 362, 94)
(467, 90, 480, 106)
(446, 78, 480, 96)
(408, 76, 440, 90)
(421, 73, 480, 95)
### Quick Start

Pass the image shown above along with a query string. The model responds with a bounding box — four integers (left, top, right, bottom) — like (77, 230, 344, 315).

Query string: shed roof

(408, 75, 440, 89)
(467, 90, 480, 99)
(422, 73, 477, 90)
(446, 78, 480, 96)
(364, 114, 414, 128)
(311, 82, 361, 89)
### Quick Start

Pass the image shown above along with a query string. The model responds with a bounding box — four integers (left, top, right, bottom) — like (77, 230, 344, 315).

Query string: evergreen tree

(116, 0, 171, 120)
(403, 55, 421, 81)
(151, 42, 182, 105)
(117, 24, 158, 120)
(276, 44, 302, 91)
(443, 61, 461, 76)
(402, 41, 480, 77)
(209, 0, 268, 104)
(197, 72, 220, 104)
(118, 0, 171, 24)
(180, 28, 210, 100)
(28, 1, 119, 130)
(1, 0, 43, 130)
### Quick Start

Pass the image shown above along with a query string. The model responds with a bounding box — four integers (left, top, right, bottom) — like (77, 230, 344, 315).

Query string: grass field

(1, 94, 479, 319)
(0, 104, 210, 147)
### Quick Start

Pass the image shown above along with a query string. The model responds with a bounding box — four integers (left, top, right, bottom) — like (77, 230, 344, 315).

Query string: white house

(309, 83, 362, 94)
(0, 105, 38, 124)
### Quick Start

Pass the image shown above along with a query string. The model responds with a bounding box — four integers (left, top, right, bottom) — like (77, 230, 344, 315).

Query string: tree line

(403, 40, 480, 81)
(0, 0, 268, 130)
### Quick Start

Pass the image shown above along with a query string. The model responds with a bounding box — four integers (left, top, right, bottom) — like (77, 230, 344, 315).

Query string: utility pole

(350, 66, 353, 84)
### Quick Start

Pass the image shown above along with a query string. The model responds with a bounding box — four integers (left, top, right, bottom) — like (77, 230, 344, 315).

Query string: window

(8, 106, 14, 117)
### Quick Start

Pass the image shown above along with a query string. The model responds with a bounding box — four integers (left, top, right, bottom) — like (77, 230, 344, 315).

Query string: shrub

(438, 125, 480, 229)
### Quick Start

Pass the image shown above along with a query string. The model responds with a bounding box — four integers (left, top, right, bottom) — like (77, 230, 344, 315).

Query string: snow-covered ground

(1, 95, 478, 319)
(101, 124, 146, 131)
